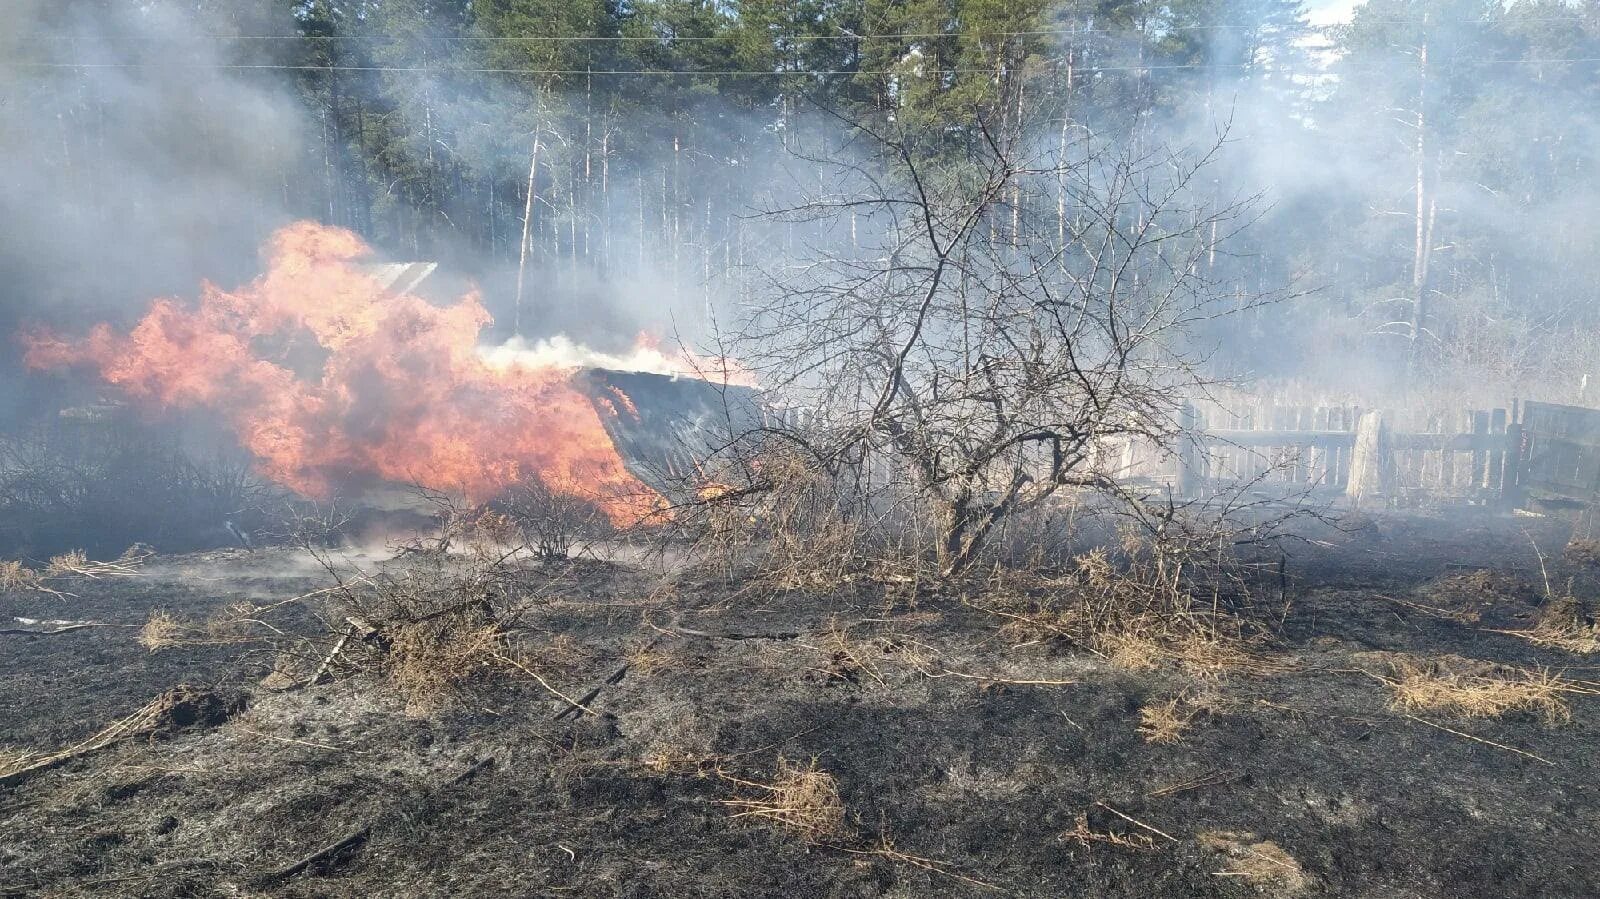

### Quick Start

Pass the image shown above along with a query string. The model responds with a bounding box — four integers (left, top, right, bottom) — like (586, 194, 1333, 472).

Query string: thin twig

(1400, 714, 1555, 766)
(1093, 801, 1178, 842)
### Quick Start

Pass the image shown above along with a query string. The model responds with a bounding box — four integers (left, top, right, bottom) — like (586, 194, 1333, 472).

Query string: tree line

(8, 0, 1600, 402)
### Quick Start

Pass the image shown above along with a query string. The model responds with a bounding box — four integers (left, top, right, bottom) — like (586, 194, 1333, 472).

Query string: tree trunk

(513, 94, 544, 339)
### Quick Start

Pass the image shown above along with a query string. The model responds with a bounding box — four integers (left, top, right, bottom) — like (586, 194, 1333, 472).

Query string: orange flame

(22, 221, 659, 526)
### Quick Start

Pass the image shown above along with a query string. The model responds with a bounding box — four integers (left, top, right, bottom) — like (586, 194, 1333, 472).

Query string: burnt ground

(3, 512, 1600, 897)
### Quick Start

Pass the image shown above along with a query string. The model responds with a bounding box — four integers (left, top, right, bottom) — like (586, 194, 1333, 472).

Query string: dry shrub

(752, 452, 870, 589)
(1198, 831, 1311, 894)
(498, 479, 606, 560)
(1383, 656, 1572, 723)
(1138, 696, 1198, 744)
(721, 757, 848, 843)
(384, 620, 506, 713)
(685, 448, 922, 589)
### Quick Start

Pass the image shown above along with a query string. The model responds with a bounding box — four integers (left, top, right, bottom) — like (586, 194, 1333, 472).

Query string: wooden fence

(1127, 401, 1542, 508)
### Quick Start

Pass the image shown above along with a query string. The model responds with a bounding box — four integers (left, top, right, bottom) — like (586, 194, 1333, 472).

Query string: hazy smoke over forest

(4, 0, 1600, 424)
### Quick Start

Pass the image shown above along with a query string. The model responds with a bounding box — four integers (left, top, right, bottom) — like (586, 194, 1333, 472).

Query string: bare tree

(736, 105, 1273, 576)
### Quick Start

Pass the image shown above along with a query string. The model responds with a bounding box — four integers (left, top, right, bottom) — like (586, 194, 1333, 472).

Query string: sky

(1305, 0, 1365, 26)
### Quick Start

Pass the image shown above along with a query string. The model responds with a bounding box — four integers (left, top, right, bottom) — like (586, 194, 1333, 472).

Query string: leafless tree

(736, 106, 1276, 576)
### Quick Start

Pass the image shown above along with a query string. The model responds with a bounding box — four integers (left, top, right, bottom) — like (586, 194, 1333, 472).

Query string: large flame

(22, 221, 659, 525)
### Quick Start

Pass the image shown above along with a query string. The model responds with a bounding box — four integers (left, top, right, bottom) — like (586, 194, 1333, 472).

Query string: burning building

(20, 222, 762, 528)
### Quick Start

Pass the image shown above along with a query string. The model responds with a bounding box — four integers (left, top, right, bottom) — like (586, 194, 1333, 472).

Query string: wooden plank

(1177, 404, 1199, 497)
(1201, 430, 1357, 448)
(1347, 410, 1391, 506)
(1489, 408, 1507, 493)
(1523, 401, 1600, 449)
(1471, 410, 1490, 491)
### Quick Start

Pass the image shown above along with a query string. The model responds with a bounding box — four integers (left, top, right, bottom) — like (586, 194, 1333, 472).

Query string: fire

(21, 221, 660, 526)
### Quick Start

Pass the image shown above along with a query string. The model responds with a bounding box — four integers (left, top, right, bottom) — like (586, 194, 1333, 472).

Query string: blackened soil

(3, 513, 1599, 898)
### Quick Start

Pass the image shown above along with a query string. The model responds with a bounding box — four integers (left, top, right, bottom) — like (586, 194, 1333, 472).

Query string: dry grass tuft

(1138, 696, 1198, 744)
(1495, 596, 1600, 654)
(385, 621, 506, 714)
(1383, 656, 1572, 723)
(0, 559, 41, 593)
(1199, 831, 1311, 894)
(816, 620, 886, 687)
(720, 757, 848, 843)
(136, 607, 256, 652)
(623, 639, 678, 675)
(137, 610, 185, 651)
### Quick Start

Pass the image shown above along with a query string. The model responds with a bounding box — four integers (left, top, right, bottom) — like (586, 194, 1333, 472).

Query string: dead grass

(0, 745, 38, 779)
(1563, 538, 1600, 569)
(1492, 596, 1600, 654)
(1382, 656, 1573, 723)
(815, 619, 886, 687)
(720, 757, 848, 844)
(0, 559, 40, 593)
(623, 638, 678, 675)
(385, 621, 506, 714)
(1198, 831, 1311, 894)
(1, 546, 149, 598)
(1095, 627, 1285, 680)
(137, 610, 184, 651)
(1138, 696, 1198, 744)
(1060, 812, 1156, 851)
(136, 607, 257, 652)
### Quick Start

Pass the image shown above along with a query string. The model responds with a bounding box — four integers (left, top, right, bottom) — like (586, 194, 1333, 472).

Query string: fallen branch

(0, 618, 116, 636)
(260, 826, 372, 883)
(0, 685, 240, 789)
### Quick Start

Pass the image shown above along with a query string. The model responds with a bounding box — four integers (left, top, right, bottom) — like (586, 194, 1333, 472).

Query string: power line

(5, 57, 1599, 77)
(11, 16, 1597, 43)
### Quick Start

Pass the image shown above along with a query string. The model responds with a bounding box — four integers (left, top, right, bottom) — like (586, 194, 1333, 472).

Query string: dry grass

(1095, 627, 1284, 680)
(815, 620, 886, 687)
(1563, 538, 1600, 568)
(136, 606, 257, 652)
(1060, 812, 1156, 851)
(137, 610, 185, 651)
(0, 559, 41, 593)
(1, 546, 149, 598)
(623, 638, 678, 675)
(720, 758, 848, 843)
(1493, 596, 1600, 654)
(1198, 831, 1311, 894)
(1138, 696, 1198, 744)
(0, 745, 38, 779)
(385, 621, 506, 714)
(1382, 656, 1573, 723)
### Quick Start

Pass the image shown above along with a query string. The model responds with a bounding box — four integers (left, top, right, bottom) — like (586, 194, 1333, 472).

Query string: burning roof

(21, 221, 757, 523)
